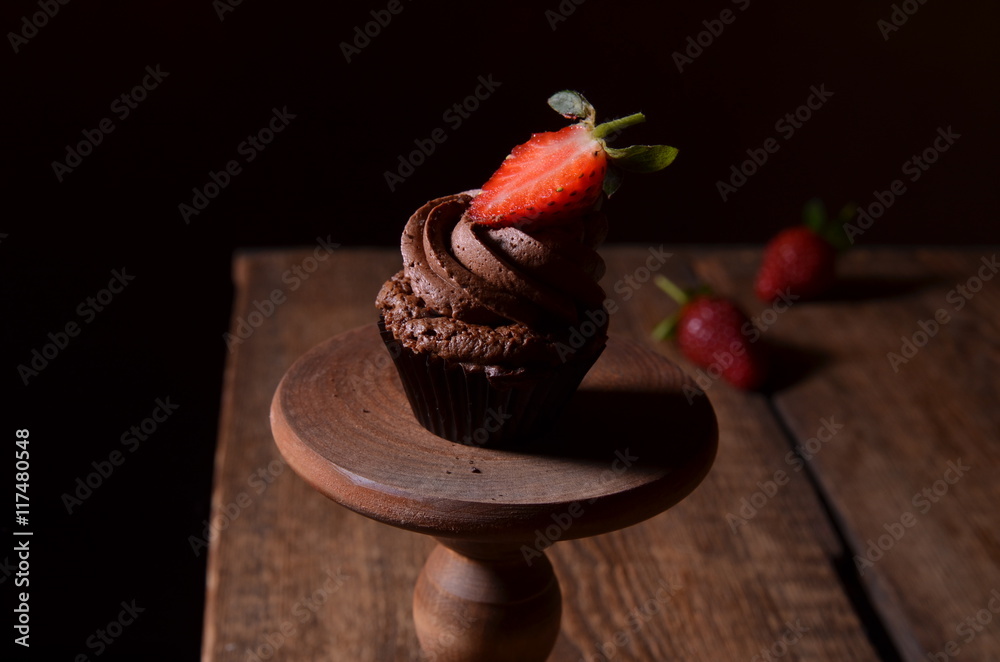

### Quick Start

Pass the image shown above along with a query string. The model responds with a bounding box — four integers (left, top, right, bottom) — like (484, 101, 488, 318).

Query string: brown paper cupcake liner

(377, 317, 604, 448)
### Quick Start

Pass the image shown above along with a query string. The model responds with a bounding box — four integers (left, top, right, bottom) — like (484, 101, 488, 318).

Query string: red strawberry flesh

(467, 124, 607, 227)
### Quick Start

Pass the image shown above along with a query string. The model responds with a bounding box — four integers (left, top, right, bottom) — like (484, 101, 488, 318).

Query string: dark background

(3, 0, 996, 659)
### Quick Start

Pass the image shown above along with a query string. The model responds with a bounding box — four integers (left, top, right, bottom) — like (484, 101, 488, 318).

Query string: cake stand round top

(270, 324, 717, 543)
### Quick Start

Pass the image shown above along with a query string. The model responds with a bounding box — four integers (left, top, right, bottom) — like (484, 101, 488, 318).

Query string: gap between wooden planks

(692, 247, 1000, 662)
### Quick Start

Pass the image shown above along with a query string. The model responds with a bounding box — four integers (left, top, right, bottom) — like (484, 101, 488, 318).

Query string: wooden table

(201, 246, 1000, 661)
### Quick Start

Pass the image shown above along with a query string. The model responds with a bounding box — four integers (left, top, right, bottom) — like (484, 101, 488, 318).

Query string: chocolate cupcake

(375, 90, 678, 447)
(376, 193, 609, 447)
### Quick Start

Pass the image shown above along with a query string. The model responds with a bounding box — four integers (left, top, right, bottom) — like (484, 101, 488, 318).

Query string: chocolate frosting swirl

(377, 193, 609, 369)
(400, 193, 607, 328)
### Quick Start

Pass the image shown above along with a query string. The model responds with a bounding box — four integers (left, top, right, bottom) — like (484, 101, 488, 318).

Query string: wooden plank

(696, 247, 1000, 662)
(201, 248, 430, 662)
(566, 247, 879, 662)
(203, 246, 882, 661)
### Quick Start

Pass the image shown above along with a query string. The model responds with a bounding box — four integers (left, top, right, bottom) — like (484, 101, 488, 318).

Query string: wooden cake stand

(270, 324, 717, 661)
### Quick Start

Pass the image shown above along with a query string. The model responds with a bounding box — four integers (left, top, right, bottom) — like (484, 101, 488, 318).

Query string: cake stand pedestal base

(414, 540, 561, 662)
(270, 325, 717, 661)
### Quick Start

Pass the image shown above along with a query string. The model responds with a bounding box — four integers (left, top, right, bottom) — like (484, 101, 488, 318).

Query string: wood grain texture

(206, 245, 995, 661)
(269, 321, 718, 661)
(694, 248, 1000, 662)
(270, 326, 717, 542)
(549, 247, 879, 662)
(413, 543, 563, 662)
(202, 249, 432, 662)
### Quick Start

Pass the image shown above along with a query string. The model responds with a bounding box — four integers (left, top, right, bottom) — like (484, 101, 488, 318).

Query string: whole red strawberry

(467, 90, 678, 227)
(755, 200, 853, 302)
(755, 226, 835, 302)
(654, 278, 767, 390)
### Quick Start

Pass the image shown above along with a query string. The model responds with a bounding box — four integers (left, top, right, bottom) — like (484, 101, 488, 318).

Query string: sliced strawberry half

(467, 124, 608, 226)
(467, 90, 678, 228)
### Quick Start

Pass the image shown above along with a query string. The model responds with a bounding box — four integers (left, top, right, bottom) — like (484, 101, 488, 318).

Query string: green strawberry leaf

(802, 198, 854, 252)
(802, 198, 827, 232)
(605, 144, 679, 173)
(835, 203, 858, 225)
(547, 90, 595, 122)
(826, 203, 856, 252)
(602, 165, 624, 198)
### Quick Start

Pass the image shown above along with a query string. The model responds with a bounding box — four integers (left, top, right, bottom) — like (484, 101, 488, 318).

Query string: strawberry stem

(651, 316, 678, 341)
(654, 275, 689, 305)
(592, 113, 646, 140)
